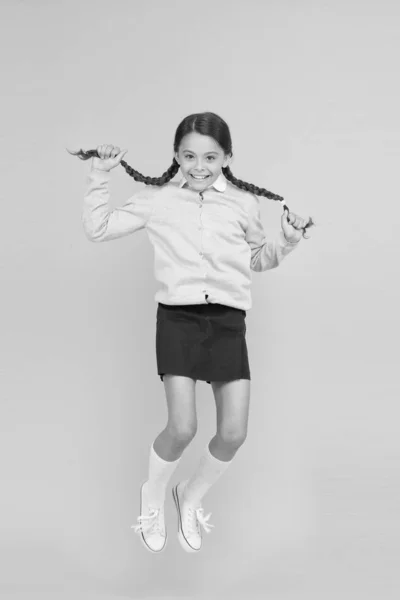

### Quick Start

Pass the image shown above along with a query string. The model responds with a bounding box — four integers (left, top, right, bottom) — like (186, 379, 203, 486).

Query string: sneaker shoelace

(186, 506, 215, 535)
(131, 506, 165, 535)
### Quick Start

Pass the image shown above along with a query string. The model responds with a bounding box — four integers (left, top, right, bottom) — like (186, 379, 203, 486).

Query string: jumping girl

(69, 111, 314, 555)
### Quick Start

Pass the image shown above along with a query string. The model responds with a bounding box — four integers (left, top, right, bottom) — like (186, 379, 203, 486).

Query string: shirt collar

(178, 172, 227, 192)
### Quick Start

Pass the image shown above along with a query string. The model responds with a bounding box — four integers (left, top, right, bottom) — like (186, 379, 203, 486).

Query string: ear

(174, 152, 180, 165)
(223, 153, 232, 169)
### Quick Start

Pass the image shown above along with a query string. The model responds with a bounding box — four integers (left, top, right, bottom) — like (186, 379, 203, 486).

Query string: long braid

(222, 165, 314, 237)
(68, 147, 314, 237)
(67, 148, 179, 186)
(120, 157, 180, 185)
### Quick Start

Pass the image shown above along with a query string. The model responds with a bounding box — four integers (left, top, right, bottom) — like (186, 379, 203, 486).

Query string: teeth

(192, 175, 208, 179)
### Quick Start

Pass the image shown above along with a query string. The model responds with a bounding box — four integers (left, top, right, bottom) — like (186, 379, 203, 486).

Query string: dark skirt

(156, 299, 251, 385)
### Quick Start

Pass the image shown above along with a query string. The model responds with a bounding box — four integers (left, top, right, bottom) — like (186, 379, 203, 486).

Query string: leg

(135, 376, 198, 549)
(153, 375, 198, 460)
(209, 378, 251, 461)
(182, 379, 251, 506)
(145, 375, 198, 505)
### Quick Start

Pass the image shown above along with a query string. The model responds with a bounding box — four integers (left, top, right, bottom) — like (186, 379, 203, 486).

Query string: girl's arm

(246, 195, 300, 272)
(82, 167, 155, 242)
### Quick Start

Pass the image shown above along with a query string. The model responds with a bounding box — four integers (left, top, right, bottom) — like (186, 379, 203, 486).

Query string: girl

(69, 111, 313, 555)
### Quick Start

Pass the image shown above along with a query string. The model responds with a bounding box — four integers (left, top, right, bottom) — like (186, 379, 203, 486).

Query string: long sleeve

(82, 167, 156, 242)
(246, 194, 300, 272)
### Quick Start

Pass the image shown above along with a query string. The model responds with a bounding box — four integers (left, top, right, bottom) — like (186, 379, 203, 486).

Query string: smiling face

(175, 132, 231, 191)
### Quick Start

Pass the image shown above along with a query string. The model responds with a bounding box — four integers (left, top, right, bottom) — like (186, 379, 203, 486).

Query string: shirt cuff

(89, 166, 112, 180)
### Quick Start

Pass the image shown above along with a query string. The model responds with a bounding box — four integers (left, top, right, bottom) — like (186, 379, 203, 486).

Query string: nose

(194, 159, 206, 171)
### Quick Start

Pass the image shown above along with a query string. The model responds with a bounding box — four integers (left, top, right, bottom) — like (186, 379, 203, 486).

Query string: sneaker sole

(137, 482, 167, 554)
(172, 483, 201, 553)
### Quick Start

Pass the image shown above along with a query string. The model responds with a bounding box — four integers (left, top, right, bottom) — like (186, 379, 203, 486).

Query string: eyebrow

(182, 150, 219, 155)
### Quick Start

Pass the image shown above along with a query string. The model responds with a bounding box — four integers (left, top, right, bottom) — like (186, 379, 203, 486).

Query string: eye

(184, 154, 216, 161)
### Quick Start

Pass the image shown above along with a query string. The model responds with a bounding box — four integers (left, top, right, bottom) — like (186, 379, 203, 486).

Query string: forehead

(179, 132, 221, 154)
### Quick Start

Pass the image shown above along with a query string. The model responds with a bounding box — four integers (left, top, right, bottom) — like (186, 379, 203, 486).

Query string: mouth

(190, 174, 210, 181)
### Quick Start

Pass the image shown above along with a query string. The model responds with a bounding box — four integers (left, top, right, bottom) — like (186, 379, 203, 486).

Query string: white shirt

(82, 166, 300, 311)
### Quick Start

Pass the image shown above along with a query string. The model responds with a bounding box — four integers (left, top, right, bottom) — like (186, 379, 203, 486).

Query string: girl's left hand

(281, 209, 310, 243)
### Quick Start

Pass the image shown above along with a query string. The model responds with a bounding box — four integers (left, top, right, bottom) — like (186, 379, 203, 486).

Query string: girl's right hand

(92, 145, 128, 171)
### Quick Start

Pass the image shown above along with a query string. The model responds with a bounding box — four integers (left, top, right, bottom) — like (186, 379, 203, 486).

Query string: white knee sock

(146, 443, 182, 505)
(183, 443, 233, 507)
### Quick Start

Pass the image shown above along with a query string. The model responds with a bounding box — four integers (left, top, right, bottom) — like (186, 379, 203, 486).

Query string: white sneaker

(131, 481, 167, 553)
(172, 480, 214, 553)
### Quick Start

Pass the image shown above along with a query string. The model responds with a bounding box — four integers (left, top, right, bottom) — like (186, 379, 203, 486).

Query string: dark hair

(68, 111, 314, 237)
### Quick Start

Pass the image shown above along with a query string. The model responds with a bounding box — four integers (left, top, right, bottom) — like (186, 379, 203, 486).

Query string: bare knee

(217, 428, 247, 449)
(167, 423, 197, 447)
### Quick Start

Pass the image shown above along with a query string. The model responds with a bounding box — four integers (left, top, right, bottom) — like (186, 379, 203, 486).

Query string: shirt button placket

(199, 191, 208, 301)
(199, 191, 204, 258)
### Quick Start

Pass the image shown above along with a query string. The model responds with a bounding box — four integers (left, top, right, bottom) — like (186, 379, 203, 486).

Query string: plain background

(1, 0, 399, 599)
